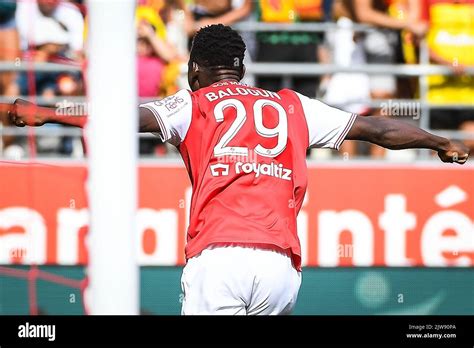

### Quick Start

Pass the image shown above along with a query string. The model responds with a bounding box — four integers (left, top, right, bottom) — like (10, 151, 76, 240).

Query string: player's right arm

(5, 89, 192, 144)
(2, 98, 162, 134)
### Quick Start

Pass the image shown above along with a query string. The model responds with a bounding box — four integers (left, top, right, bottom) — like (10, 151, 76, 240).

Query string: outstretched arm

(2, 99, 162, 134)
(346, 116, 469, 164)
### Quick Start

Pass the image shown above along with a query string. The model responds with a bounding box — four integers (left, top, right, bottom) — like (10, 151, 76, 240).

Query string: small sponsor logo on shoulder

(154, 95, 185, 112)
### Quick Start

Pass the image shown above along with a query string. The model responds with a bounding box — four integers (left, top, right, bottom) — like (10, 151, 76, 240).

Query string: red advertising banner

(0, 162, 472, 267)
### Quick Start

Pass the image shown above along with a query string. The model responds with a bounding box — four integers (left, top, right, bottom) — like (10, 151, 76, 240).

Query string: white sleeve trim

(139, 89, 193, 146)
(334, 113, 357, 150)
(140, 104, 172, 142)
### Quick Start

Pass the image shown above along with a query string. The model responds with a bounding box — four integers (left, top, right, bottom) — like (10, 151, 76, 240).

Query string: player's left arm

(346, 115, 469, 164)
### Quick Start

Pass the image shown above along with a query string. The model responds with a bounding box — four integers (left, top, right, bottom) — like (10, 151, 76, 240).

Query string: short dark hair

(190, 24, 246, 71)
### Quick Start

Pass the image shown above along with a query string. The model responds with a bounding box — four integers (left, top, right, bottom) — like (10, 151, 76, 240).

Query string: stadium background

(0, 0, 473, 315)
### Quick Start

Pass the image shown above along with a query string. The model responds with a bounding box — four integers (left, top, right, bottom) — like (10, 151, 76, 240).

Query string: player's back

(183, 81, 310, 269)
(140, 80, 356, 270)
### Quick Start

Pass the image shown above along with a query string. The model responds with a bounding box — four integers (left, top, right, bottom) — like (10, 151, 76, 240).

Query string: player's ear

(240, 64, 246, 80)
(188, 62, 201, 91)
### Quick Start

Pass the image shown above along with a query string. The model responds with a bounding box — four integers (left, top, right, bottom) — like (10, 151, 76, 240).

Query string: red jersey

(140, 81, 356, 270)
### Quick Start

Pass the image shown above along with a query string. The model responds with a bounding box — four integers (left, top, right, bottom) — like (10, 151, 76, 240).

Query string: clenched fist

(9, 99, 47, 127)
(438, 141, 470, 164)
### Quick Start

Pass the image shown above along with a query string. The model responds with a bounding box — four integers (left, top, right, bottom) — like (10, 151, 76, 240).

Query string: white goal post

(86, 0, 139, 314)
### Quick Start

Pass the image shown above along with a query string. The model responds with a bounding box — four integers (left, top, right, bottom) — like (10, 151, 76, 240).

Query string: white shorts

(181, 244, 302, 315)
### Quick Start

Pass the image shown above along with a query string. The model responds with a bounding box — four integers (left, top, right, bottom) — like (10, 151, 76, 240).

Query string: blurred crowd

(0, 0, 472, 159)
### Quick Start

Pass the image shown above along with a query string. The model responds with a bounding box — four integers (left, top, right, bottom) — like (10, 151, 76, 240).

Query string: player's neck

(213, 76, 240, 84)
(210, 69, 241, 84)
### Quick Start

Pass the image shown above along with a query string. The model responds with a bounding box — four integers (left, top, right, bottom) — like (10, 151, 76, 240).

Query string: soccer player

(6, 24, 469, 315)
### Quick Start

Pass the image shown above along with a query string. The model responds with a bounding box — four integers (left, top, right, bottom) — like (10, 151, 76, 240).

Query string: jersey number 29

(213, 98, 288, 158)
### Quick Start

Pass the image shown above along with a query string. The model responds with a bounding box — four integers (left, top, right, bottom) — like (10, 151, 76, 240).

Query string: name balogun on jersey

(211, 149, 292, 181)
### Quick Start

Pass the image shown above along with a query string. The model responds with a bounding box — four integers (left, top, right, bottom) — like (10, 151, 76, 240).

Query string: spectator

(136, 2, 185, 156)
(0, 0, 20, 155)
(318, 0, 371, 158)
(16, 0, 84, 61)
(255, 0, 325, 98)
(160, 0, 192, 58)
(0, 0, 19, 96)
(386, 0, 423, 65)
(354, 0, 425, 158)
(15, 0, 84, 98)
(14, 0, 85, 156)
(421, 0, 474, 131)
(189, 0, 252, 29)
(18, 16, 71, 99)
(136, 15, 183, 97)
(387, 0, 422, 101)
(138, 1, 189, 94)
(188, 0, 255, 85)
(460, 121, 474, 154)
(353, 0, 426, 99)
(137, 22, 166, 98)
